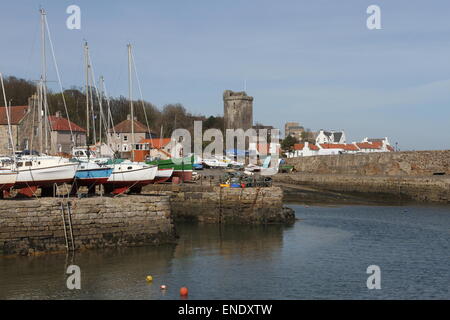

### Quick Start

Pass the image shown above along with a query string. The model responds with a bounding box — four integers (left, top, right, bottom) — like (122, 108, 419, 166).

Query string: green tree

(281, 135, 298, 152)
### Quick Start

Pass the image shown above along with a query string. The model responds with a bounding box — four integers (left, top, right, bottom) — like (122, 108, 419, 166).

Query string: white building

(287, 142, 320, 158)
(315, 130, 346, 144)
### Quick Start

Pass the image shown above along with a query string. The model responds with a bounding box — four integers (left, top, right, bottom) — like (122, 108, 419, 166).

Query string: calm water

(0, 204, 449, 299)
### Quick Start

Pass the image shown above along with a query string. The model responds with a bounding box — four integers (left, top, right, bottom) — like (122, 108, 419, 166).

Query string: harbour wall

(274, 173, 450, 204)
(285, 150, 450, 176)
(0, 195, 175, 256)
(143, 185, 295, 224)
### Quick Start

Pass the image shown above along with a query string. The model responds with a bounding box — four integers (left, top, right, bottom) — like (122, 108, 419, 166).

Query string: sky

(1, 0, 449, 150)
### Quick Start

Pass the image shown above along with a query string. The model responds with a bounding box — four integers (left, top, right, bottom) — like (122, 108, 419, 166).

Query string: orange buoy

(180, 287, 189, 296)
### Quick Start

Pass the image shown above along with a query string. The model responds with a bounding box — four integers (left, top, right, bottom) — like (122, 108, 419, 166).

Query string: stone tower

(223, 90, 253, 131)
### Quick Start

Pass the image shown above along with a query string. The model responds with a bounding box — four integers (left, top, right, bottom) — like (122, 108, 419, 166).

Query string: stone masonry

(274, 173, 450, 203)
(144, 185, 295, 224)
(0, 195, 175, 256)
(223, 90, 253, 131)
(286, 150, 450, 176)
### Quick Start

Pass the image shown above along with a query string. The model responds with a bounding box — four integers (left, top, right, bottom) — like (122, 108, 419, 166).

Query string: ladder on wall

(57, 184, 75, 252)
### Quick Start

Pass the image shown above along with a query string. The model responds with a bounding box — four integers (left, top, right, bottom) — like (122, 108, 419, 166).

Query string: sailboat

(102, 44, 157, 194)
(70, 42, 113, 193)
(0, 72, 18, 197)
(13, 9, 78, 197)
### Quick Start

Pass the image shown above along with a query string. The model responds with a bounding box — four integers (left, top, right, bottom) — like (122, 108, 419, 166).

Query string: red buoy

(180, 287, 188, 296)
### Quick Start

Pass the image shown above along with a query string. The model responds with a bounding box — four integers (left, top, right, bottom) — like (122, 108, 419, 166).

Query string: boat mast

(37, 79, 43, 154)
(40, 8, 48, 154)
(127, 44, 135, 161)
(0, 73, 16, 159)
(84, 41, 90, 144)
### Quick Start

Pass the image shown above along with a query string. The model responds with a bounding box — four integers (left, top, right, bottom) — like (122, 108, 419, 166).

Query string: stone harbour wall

(274, 173, 450, 203)
(286, 150, 450, 176)
(143, 185, 295, 224)
(0, 195, 175, 256)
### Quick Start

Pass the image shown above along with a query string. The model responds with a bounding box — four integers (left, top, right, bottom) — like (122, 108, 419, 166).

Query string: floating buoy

(160, 285, 167, 290)
(180, 287, 189, 296)
(146, 275, 153, 282)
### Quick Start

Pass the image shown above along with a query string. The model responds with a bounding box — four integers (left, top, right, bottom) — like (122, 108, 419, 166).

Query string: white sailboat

(12, 9, 78, 197)
(0, 72, 18, 196)
(104, 160, 157, 194)
(102, 44, 157, 194)
(14, 156, 78, 188)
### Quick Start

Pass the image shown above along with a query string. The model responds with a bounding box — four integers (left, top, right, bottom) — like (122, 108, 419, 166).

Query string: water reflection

(0, 222, 287, 299)
(174, 223, 287, 259)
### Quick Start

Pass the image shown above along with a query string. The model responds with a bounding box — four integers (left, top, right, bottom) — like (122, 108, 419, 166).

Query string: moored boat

(0, 166, 17, 197)
(103, 161, 157, 194)
(14, 156, 78, 196)
(73, 161, 113, 187)
(154, 167, 174, 184)
(146, 155, 194, 182)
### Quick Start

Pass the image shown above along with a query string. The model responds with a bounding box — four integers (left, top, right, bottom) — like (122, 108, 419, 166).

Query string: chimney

(55, 111, 62, 118)
(127, 114, 131, 120)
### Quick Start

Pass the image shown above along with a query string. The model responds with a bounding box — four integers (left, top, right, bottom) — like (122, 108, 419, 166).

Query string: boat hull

(0, 169, 17, 192)
(153, 168, 174, 184)
(103, 164, 157, 194)
(171, 170, 193, 182)
(146, 156, 194, 182)
(75, 167, 113, 186)
(14, 163, 78, 188)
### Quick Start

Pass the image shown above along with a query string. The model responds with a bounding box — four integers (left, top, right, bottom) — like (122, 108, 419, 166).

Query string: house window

(123, 135, 128, 141)
(123, 145, 128, 151)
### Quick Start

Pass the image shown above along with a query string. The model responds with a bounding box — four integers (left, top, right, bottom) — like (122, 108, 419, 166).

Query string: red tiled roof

(140, 138, 172, 149)
(111, 119, 149, 133)
(0, 106, 29, 125)
(356, 142, 381, 149)
(342, 144, 359, 151)
(320, 143, 360, 151)
(320, 143, 344, 149)
(48, 115, 86, 132)
(294, 143, 319, 151)
(371, 141, 383, 148)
